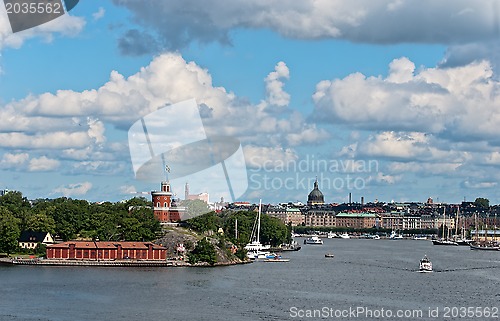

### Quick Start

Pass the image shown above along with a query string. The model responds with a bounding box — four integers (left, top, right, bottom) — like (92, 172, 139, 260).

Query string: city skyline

(0, 1, 499, 204)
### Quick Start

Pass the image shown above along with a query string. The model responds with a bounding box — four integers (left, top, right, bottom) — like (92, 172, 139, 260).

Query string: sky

(0, 0, 499, 205)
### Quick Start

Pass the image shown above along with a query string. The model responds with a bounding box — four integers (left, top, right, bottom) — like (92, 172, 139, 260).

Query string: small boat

(280, 241, 302, 251)
(339, 232, 350, 239)
(413, 235, 427, 240)
(324, 253, 335, 258)
(362, 234, 380, 239)
(264, 257, 290, 262)
(247, 250, 270, 260)
(327, 232, 337, 239)
(419, 255, 433, 272)
(304, 236, 323, 245)
(265, 253, 281, 259)
(432, 239, 458, 246)
(389, 231, 404, 239)
(469, 241, 500, 251)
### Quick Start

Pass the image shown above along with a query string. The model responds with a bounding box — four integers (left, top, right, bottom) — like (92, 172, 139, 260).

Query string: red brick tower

(151, 181, 184, 223)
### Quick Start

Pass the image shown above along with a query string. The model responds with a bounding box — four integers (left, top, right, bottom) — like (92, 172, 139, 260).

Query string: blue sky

(0, 0, 499, 205)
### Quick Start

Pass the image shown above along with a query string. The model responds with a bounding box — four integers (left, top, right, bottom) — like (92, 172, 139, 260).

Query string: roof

(336, 213, 377, 218)
(18, 231, 50, 243)
(308, 180, 324, 202)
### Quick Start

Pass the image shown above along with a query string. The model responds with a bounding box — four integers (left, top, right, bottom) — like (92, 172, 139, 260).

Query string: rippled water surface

(1, 239, 499, 321)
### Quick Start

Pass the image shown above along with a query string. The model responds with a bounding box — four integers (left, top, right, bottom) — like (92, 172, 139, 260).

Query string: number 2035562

(443, 307, 498, 318)
(5, 2, 62, 14)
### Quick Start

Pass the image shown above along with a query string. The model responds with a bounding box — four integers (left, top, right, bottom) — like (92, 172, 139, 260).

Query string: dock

(0, 257, 175, 267)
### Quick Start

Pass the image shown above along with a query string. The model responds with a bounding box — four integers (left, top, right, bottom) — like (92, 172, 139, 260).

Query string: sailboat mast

(442, 206, 446, 240)
(257, 199, 262, 244)
(475, 212, 479, 242)
(455, 207, 459, 238)
(235, 219, 238, 240)
(494, 213, 497, 242)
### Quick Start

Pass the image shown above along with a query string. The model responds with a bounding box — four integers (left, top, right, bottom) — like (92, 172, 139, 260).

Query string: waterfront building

(379, 212, 404, 230)
(419, 214, 436, 230)
(307, 178, 325, 206)
(266, 206, 305, 226)
(304, 207, 336, 227)
(335, 213, 378, 229)
(46, 241, 167, 260)
(434, 216, 455, 230)
(401, 215, 423, 230)
(151, 181, 186, 223)
(18, 231, 55, 249)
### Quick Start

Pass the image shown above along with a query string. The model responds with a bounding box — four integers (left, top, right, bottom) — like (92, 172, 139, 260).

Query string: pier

(0, 258, 175, 267)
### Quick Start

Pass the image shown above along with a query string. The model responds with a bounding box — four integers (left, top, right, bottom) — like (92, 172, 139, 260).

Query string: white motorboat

(419, 255, 433, 272)
(304, 236, 323, 245)
(389, 231, 404, 239)
(339, 232, 350, 239)
(327, 232, 337, 239)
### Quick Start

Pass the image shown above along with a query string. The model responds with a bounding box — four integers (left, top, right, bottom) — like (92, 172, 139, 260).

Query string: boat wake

(339, 261, 500, 273)
(434, 266, 500, 273)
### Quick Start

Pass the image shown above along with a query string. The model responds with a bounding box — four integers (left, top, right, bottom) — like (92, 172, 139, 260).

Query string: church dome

(307, 179, 324, 205)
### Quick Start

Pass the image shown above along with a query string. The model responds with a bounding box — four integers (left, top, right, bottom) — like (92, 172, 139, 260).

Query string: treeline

(0, 191, 160, 254)
(186, 210, 291, 248)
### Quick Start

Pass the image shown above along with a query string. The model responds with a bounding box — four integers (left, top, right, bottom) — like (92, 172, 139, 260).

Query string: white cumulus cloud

(53, 182, 92, 197)
(28, 156, 60, 172)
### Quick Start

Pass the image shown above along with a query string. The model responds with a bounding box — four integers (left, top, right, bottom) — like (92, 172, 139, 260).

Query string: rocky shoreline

(0, 226, 251, 268)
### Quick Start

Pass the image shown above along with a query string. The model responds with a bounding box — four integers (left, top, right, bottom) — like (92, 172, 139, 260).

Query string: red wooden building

(46, 241, 167, 260)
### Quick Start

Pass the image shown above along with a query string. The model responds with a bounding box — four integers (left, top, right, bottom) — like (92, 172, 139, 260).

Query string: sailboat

(453, 207, 473, 245)
(469, 213, 500, 250)
(244, 200, 271, 259)
(432, 207, 458, 246)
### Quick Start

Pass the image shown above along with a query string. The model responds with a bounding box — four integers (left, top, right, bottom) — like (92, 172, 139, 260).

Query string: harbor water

(1, 239, 499, 321)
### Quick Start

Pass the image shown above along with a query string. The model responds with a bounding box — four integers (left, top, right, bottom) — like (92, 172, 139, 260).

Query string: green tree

(222, 210, 256, 246)
(25, 212, 56, 234)
(120, 217, 143, 241)
(474, 197, 490, 209)
(128, 206, 160, 241)
(0, 191, 32, 229)
(260, 215, 289, 247)
(188, 238, 217, 265)
(186, 211, 221, 233)
(0, 207, 21, 254)
(125, 197, 151, 208)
